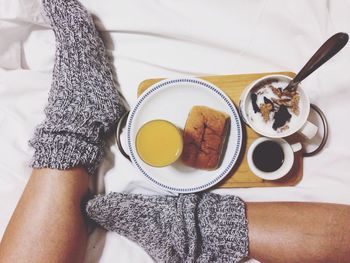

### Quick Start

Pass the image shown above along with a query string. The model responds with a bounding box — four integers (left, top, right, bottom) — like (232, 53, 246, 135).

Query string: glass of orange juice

(136, 120, 183, 167)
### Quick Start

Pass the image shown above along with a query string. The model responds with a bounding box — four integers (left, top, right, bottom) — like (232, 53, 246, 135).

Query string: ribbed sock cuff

(29, 130, 102, 175)
(198, 193, 249, 262)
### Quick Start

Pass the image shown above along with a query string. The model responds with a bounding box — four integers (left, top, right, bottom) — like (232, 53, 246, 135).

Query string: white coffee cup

(247, 137, 302, 180)
(239, 74, 318, 139)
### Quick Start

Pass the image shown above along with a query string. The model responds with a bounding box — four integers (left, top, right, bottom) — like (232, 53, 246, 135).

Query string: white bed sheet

(1, 0, 350, 262)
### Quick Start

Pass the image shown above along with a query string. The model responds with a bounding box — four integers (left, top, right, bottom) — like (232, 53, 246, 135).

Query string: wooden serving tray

(137, 72, 303, 188)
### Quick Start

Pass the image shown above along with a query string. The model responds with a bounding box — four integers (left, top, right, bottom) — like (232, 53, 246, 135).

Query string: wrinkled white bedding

(1, 0, 350, 262)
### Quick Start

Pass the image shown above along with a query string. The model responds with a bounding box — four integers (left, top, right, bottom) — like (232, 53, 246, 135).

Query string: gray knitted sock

(29, 0, 124, 175)
(86, 192, 249, 262)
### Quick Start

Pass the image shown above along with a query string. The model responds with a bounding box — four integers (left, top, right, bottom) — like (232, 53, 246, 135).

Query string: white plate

(126, 78, 242, 193)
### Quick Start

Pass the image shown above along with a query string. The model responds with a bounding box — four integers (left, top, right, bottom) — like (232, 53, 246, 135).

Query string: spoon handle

(286, 32, 348, 91)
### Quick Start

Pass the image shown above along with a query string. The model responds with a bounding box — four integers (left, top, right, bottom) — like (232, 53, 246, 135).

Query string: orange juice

(136, 120, 183, 167)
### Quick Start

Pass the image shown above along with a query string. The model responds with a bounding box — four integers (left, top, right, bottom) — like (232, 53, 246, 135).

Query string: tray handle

(302, 104, 329, 157)
(115, 111, 131, 161)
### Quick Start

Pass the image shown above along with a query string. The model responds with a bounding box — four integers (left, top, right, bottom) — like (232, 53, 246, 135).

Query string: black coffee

(252, 141, 284, 172)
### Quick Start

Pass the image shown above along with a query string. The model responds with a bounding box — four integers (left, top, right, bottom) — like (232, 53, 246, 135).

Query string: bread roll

(181, 106, 230, 170)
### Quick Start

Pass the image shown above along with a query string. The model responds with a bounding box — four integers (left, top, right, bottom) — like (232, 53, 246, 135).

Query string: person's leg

(86, 192, 350, 262)
(247, 202, 350, 263)
(0, 168, 89, 263)
(0, 0, 124, 261)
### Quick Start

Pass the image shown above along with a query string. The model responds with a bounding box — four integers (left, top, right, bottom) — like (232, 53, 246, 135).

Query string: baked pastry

(181, 106, 230, 170)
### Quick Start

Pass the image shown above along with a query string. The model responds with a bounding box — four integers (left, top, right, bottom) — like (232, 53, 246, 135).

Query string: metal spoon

(285, 32, 349, 92)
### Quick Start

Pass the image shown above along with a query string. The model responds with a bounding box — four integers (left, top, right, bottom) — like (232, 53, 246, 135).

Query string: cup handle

(298, 120, 318, 140)
(115, 111, 131, 161)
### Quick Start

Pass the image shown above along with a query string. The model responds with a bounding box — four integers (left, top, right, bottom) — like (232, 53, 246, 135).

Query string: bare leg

(247, 202, 350, 263)
(3, 171, 350, 263)
(0, 0, 123, 261)
(0, 168, 89, 263)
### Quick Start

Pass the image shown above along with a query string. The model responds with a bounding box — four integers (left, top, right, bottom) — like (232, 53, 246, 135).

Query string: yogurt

(246, 79, 300, 135)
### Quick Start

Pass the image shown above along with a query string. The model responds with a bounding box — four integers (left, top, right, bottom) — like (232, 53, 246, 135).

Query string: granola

(259, 103, 273, 122)
(251, 82, 300, 131)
